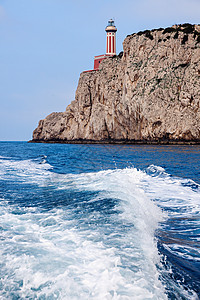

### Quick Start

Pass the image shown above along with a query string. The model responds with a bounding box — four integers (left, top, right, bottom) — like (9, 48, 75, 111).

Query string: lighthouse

(93, 19, 117, 70)
(105, 19, 117, 55)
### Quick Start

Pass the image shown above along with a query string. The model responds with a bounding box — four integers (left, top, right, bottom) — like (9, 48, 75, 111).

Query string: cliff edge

(32, 24, 200, 144)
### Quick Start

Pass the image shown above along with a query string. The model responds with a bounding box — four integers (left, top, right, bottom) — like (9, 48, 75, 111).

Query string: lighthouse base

(94, 54, 114, 70)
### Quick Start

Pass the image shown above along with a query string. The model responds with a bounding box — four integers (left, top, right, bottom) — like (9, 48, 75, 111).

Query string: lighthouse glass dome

(108, 19, 115, 26)
(105, 19, 117, 32)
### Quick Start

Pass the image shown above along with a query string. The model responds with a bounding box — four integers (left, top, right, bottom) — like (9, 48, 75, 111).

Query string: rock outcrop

(32, 24, 200, 144)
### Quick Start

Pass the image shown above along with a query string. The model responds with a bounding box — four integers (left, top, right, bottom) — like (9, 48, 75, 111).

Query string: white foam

(0, 158, 199, 299)
(142, 165, 200, 219)
(0, 158, 168, 299)
(0, 202, 166, 299)
(0, 157, 54, 185)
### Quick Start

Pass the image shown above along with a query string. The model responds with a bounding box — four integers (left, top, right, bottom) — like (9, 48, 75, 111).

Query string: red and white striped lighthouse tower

(105, 19, 117, 55)
(93, 19, 117, 70)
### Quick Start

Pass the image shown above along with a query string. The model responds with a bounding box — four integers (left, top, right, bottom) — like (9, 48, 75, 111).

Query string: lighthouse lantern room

(94, 19, 117, 70)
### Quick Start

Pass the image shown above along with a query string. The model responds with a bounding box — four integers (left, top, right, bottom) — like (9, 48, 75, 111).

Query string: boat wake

(0, 157, 199, 299)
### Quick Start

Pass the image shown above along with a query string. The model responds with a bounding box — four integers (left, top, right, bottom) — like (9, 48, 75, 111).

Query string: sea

(0, 141, 199, 300)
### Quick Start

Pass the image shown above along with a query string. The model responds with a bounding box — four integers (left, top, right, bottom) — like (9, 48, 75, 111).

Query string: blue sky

(0, 0, 200, 141)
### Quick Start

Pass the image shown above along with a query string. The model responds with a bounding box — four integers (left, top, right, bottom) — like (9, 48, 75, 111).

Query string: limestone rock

(32, 24, 200, 144)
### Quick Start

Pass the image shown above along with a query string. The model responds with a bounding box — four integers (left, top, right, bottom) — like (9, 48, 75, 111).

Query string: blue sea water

(0, 141, 199, 299)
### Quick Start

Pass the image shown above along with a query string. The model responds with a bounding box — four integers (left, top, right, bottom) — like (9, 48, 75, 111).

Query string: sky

(0, 0, 200, 141)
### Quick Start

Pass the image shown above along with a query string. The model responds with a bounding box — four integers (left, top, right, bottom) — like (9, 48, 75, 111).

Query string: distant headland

(31, 23, 200, 144)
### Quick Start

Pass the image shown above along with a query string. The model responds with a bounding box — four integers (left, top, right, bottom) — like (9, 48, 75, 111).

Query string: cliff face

(32, 24, 200, 143)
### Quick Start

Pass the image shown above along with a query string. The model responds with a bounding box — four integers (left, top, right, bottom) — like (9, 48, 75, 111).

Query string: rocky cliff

(32, 24, 200, 144)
